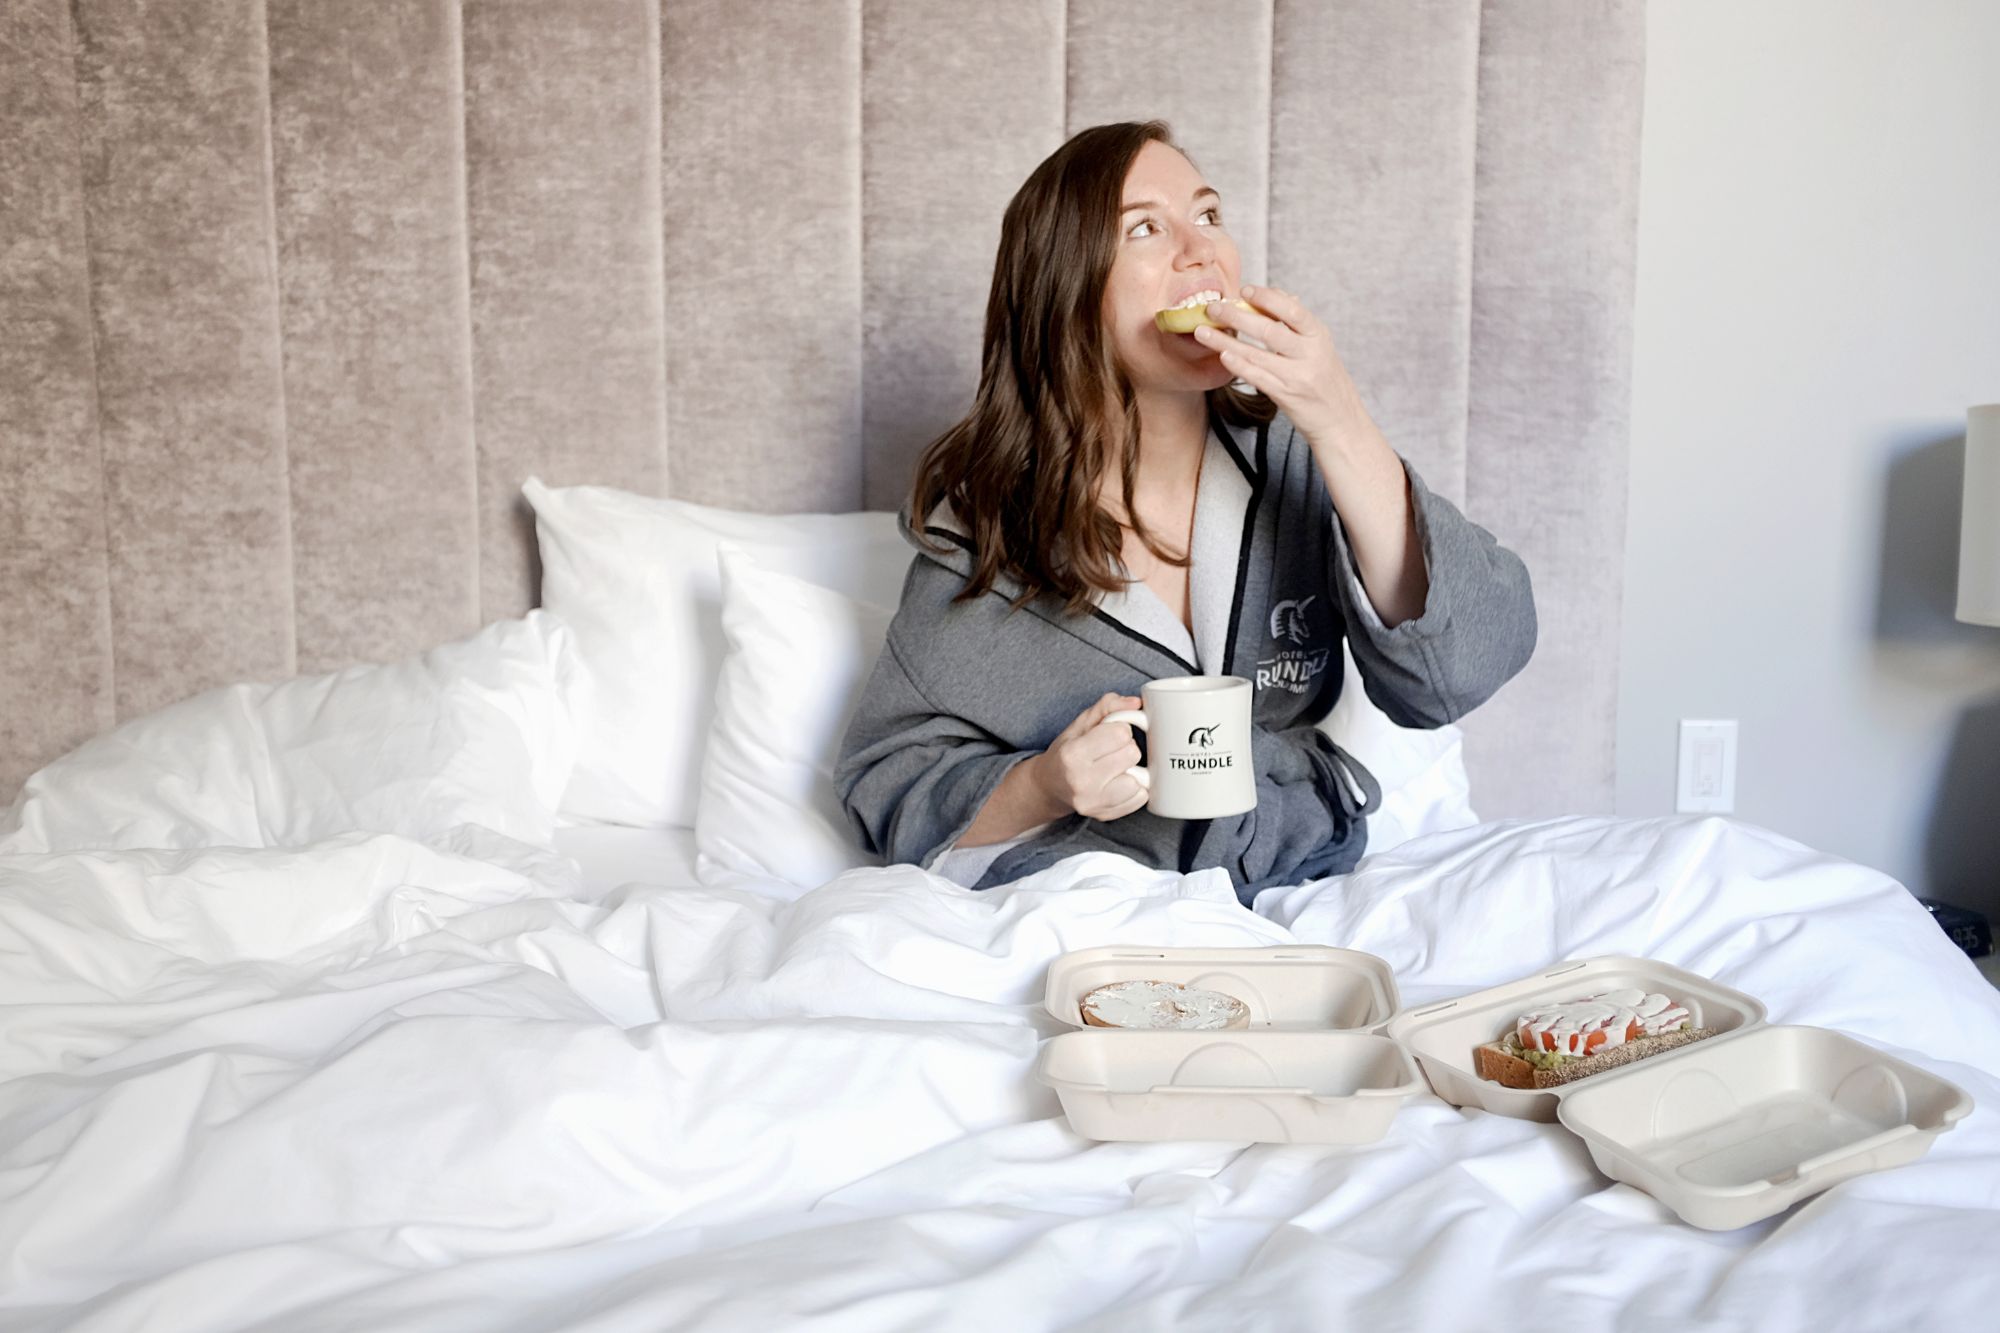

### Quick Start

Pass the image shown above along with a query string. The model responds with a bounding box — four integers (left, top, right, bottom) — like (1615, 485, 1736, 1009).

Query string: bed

(6, 3, 2000, 1330)
(5, 763, 1999, 1331)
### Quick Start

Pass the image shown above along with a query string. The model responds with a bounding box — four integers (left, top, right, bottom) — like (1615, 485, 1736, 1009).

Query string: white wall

(1619, 0, 2000, 916)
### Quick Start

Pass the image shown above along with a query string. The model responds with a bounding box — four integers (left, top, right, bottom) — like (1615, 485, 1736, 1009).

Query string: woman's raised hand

(1032, 692, 1148, 821)
(1193, 285, 1369, 451)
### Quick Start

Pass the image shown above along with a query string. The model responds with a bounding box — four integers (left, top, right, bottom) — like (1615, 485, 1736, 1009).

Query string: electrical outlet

(1677, 720, 1738, 813)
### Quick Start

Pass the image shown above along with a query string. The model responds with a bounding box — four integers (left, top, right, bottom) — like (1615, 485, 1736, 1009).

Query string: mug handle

(1103, 709, 1150, 791)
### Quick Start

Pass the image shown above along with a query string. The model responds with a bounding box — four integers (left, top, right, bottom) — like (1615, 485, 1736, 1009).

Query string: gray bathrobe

(834, 406, 1536, 904)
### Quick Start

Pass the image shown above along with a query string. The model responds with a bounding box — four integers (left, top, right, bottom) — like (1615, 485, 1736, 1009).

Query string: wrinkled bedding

(4, 810, 1998, 1332)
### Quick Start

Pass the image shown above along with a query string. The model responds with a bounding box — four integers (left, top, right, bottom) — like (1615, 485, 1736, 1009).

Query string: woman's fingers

(1098, 773, 1149, 819)
(1206, 298, 1303, 355)
(1050, 693, 1148, 817)
(1196, 327, 1292, 394)
(1059, 692, 1139, 743)
(1239, 284, 1322, 339)
(1078, 769, 1147, 821)
(1075, 719, 1140, 764)
(1085, 692, 1141, 726)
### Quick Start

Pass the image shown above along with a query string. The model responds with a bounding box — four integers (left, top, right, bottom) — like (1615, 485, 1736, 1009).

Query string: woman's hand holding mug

(1029, 679, 1260, 824)
(1105, 676, 1257, 820)
(1031, 692, 1149, 821)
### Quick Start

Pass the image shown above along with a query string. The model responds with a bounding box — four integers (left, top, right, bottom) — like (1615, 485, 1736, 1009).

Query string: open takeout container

(1032, 947, 1974, 1229)
(1035, 946, 1421, 1146)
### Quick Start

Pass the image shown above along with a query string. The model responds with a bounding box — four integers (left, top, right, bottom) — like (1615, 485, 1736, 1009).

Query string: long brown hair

(908, 120, 1274, 615)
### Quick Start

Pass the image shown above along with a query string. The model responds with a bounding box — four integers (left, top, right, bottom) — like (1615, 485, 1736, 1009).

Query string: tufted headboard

(1, 0, 1645, 818)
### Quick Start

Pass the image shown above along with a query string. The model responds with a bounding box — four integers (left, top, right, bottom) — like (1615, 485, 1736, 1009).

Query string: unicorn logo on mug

(1187, 724, 1220, 749)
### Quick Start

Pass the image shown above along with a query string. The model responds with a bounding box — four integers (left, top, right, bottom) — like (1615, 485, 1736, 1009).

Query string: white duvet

(5, 804, 2000, 1331)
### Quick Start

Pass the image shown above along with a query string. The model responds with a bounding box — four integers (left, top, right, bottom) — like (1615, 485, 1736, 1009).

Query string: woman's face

(1099, 141, 1242, 397)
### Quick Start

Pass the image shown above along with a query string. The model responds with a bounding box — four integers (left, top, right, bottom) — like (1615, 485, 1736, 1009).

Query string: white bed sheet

(553, 823, 704, 898)
(3, 815, 1999, 1332)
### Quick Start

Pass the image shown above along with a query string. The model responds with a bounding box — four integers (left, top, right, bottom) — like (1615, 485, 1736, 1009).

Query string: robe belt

(1301, 732, 1383, 823)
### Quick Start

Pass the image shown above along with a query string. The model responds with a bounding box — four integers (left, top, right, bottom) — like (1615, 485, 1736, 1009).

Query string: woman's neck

(1130, 388, 1207, 497)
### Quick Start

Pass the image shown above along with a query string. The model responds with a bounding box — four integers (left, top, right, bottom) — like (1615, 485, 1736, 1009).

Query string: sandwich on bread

(1473, 988, 1716, 1090)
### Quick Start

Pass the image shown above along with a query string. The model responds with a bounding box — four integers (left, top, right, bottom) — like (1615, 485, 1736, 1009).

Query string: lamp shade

(1960, 404, 2000, 627)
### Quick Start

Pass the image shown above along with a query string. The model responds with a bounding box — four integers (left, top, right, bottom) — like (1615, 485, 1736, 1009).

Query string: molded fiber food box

(1036, 947, 1422, 1147)
(1031, 947, 1973, 1230)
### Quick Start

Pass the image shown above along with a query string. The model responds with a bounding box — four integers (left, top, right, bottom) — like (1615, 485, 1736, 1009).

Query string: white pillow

(1317, 641, 1479, 855)
(0, 612, 582, 854)
(524, 479, 906, 830)
(696, 550, 895, 886)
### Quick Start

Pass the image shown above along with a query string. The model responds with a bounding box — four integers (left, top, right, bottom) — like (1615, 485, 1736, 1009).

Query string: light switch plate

(1677, 720, 1738, 814)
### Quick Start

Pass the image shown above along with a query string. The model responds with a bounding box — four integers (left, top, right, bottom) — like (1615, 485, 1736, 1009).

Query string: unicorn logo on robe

(1270, 596, 1316, 645)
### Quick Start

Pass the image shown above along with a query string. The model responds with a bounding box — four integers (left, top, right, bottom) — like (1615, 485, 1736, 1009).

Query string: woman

(835, 122, 1535, 905)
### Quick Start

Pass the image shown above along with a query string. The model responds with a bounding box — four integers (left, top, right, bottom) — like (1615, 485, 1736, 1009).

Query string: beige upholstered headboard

(1, 0, 1645, 818)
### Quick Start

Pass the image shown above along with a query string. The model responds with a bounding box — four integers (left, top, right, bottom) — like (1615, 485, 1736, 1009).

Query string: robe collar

(904, 408, 1265, 678)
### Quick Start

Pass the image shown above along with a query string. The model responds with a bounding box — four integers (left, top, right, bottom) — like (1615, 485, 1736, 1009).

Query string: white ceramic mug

(1105, 676, 1257, 820)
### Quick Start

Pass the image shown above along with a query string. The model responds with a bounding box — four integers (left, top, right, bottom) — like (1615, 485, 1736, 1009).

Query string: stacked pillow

(699, 550, 897, 886)
(523, 479, 906, 830)
(527, 480, 1482, 888)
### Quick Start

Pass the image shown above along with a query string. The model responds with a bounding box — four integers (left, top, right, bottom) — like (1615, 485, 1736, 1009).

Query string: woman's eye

(1127, 209, 1222, 240)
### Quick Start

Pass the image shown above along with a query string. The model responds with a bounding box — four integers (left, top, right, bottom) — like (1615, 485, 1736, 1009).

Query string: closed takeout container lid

(1036, 946, 1974, 1226)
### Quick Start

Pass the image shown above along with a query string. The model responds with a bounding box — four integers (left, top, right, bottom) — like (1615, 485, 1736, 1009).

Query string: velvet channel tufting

(0, 0, 1645, 815)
